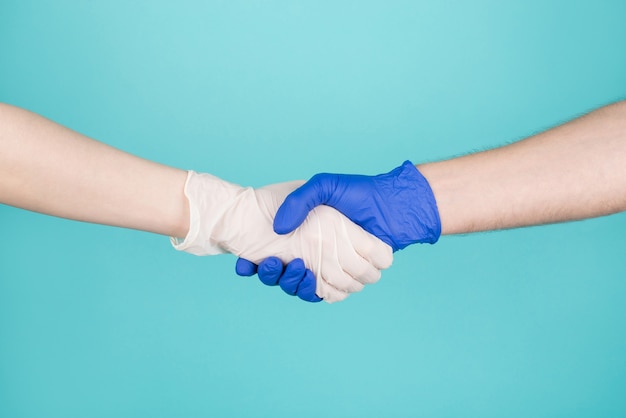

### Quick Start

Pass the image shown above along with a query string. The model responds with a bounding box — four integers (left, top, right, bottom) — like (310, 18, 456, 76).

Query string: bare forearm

(0, 103, 189, 237)
(419, 100, 626, 235)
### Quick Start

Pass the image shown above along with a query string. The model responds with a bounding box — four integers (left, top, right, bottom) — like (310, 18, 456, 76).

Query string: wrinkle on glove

(171, 171, 392, 303)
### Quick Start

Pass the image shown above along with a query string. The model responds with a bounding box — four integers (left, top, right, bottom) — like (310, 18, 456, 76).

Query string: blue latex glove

(235, 160, 439, 301)
(235, 257, 322, 303)
(274, 160, 441, 251)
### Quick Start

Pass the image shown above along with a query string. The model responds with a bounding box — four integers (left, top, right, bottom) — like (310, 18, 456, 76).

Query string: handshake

(171, 161, 441, 303)
(4, 101, 621, 302)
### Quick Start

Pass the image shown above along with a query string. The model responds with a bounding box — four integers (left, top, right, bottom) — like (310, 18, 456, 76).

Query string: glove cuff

(384, 160, 442, 249)
(170, 171, 244, 255)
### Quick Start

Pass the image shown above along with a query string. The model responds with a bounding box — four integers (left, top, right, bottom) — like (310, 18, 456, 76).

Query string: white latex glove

(171, 171, 393, 303)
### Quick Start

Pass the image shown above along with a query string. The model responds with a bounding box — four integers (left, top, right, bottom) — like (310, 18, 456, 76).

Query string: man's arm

(420, 100, 626, 234)
(243, 101, 626, 294)
(271, 100, 626, 243)
(0, 103, 190, 237)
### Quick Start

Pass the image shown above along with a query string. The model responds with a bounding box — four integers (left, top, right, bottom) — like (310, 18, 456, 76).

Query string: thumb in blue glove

(273, 161, 441, 251)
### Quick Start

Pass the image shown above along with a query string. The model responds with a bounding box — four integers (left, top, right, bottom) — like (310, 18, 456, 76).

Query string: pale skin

(0, 103, 190, 238)
(419, 100, 626, 235)
(1, 101, 625, 244)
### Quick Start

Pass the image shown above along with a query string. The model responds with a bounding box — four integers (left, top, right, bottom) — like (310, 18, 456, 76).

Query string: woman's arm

(0, 103, 190, 237)
(0, 103, 393, 303)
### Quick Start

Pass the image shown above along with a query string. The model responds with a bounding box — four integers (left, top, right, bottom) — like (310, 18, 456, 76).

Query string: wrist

(378, 161, 441, 249)
(401, 160, 442, 245)
(170, 171, 243, 255)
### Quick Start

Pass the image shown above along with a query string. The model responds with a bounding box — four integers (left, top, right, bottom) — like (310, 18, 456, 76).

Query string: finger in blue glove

(278, 258, 306, 295)
(295, 269, 321, 302)
(257, 256, 284, 286)
(235, 257, 258, 276)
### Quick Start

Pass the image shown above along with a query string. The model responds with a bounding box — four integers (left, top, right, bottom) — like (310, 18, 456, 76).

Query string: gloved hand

(236, 257, 321, 302)
(171, 171, 393, 303)
(273, 160, 441, 251)
(235, 161, 440, 298)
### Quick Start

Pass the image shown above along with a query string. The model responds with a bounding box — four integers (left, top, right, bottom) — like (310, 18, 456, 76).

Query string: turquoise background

(1, 1, 625, 416)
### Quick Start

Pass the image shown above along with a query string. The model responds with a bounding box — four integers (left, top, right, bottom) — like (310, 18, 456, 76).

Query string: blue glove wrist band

(376, 160, 441, 249)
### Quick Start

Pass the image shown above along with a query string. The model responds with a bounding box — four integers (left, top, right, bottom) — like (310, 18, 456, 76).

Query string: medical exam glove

(236, 257, 321, 303)
(234, 160, 439, 294)
(171, 172, 393, 303)
(273, 161, 441, 251)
